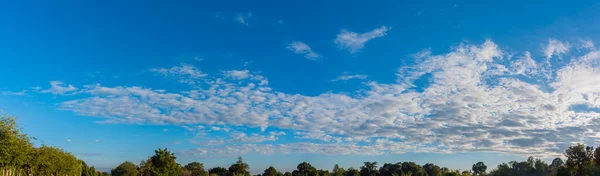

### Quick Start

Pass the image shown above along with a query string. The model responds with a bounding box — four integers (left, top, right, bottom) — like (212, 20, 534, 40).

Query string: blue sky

(2, 0, 600, 173)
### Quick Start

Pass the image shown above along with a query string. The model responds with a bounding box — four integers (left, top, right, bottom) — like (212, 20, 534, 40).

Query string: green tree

(565, 143, 594, 176)
(400, 162, 426, 176)
(360, 162, 378, 176)
(293, 162, 317, 176)
(185, 162, 208, 176)
(228, 156, 250, 176)
(378, 163, 401, 176)
(333, 164, 345, 176)
(423, 163, 442, 176)
(111, 161, 139, 176)
(284, 172, 292, 176)
(150, 148, 180, 176)
(0, 115, 35, 176)
(549, 158, 564, 175)
(263, 166, 282, 176)
(471, 162, 486, 175)
(30, 146, 82, 176)
(344, 168, 360, 176)
(209, 167, 229, 176)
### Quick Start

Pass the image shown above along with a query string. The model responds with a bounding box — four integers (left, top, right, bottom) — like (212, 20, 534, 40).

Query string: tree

(423, 163, 442, 176)
(150, 148, 180, 176)
(533, 158, 548, 174)
(229, 156, 250, 176)
(185, 162, 208, 176)
(565, 143, 594, 175)
(263, 166, 282, 176)
(400, 162, 426, 176)
(549, 158, 564, 175)
(294, 162, 316, 176)
(284, 172, 292, 176)
(378, 163, 401, 176)
(360, 162, 378, 176)
(471, 162, 486, 175)
(333, 164, 345, 176)
(595, 147, 600, 168)
(209, 167, 229, 176)
(0, 115, 34, 176)
(111, 161, 139, 176)
(344, 168, 360, 176)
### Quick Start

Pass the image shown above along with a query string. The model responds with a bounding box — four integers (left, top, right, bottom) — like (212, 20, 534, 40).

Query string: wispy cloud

(150, 64, 207, 85)
(41, 81, 77, 95)
(335, 26, 390, 53)
(544, 39, 570, 59)
(331, 72, 368, 82)
(286, 41, 321, 60)
(235, 12, 254, 27)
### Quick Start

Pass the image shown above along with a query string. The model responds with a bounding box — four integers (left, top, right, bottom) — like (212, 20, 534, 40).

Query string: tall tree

(471, 162, 486, 175)
(263, 166, 282, 176)
(333, 164, 345, 176)
(111, 161, 139, 176)
(185, 162, 208, 176)
(400, 162, 426, 176)
(0, 116, 34, 176)
(151, 148, 180, 176)
(565, 143, 594, 176)
(228, 156, 250, 176)
(360, 162, 378, 176)
(293, 162, 316, 176)
(549, 158, 564, 175)
(378, 163, 401, 176)
(423, 163, 442, 176)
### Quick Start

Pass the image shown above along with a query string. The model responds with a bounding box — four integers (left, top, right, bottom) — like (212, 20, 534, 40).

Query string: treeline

(5, 115, 600, 176)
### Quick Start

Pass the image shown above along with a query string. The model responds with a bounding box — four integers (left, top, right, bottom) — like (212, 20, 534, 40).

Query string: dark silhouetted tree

(471, 162, 486, 175)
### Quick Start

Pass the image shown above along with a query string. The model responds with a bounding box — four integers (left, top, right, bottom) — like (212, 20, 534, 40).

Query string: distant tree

(111, 161, 139, 176)
(344, 168, 360, 176)
(209, 167, 229, 176)
(461, 170, 471, 176)
(549, 158, 564, 175)
(317, 169, 330, 176)
(151, 148, 180, 176)
(284, 172, 292, 176)
(533, 158, 548, 174)
(263, 166, 282, 176)
(185, 162, 208, 176)
(360, 162, 378, 176)
(565, 143, 594, 175)
(595, 147, 600, 168)
(333, 164, 345, 176)
(471, 162, 486, 175)
(378, 163, 401, 176)
(400, 162, 426, 176)
(442, 170, 461, 176)
(228, 156, 250, 176)
(423, 163, 442, 176)
(293, 162, 317, 176)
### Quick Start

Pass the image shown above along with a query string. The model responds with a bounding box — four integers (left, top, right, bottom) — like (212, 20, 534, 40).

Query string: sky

(2, 0, 600, 173)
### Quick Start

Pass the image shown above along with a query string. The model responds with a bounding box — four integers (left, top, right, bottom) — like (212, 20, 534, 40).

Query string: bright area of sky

(2, 0, 600, 173)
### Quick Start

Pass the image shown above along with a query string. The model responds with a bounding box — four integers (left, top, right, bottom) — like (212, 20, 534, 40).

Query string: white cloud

(223, 70, 250, 80)
(235, 12, 254, 27)
(286, 41, 321, 60)
(544, 39, 570, 59)
(1, 90, 26, 96)
(331, 72, 368, 82)
(335, 26, 390, 53)
(50, 39, 600, 158)
(150, 64, 207, 85)
(41, 81, 77, 95)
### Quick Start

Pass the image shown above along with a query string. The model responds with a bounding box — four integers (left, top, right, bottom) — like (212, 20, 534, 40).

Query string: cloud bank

(42, 39, 600, 159)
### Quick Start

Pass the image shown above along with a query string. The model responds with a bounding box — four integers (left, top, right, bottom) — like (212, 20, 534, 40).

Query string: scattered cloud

(41, 81, 77, 95)
(331, 72, 368, 82)
(223, 70, 250, 80)
(44, 39, 600, 158)
(1, 90, 26, 96)
(335, 26, 390, 53)
(150, 64, 207, 85)
(235, 12, 254, 27)
(544, 39, 570, 59)
(286, 41, 321, 60)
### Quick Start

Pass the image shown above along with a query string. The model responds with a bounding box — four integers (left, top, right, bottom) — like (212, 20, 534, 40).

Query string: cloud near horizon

(35, 39, 600, 159)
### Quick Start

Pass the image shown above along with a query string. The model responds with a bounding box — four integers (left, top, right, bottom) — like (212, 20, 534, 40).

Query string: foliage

(360, 162, 378, 176)
(184, 162, 208, 176)
(333, 164, 345, 176)
(210, 167, 229, 176)
(423, 163, 442, 176)
(471, 162, 486, 175)
(111, 161, 139, 176)
(263, 166, 282, 176)
(565, 143, 594, 176)
(229, 156, 250, 176)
